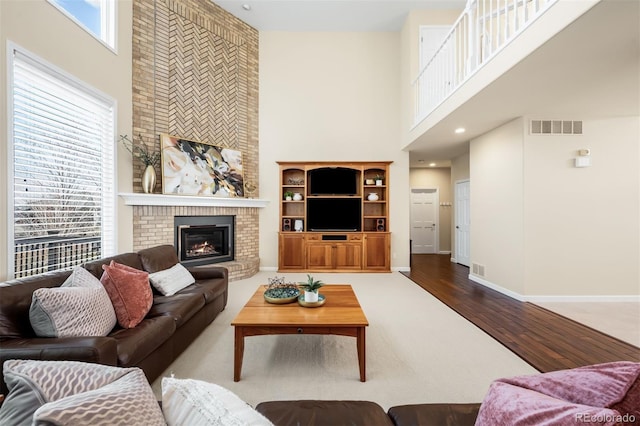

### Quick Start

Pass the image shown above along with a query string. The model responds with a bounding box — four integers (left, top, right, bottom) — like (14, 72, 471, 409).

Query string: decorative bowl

(264, 287, 300, 304)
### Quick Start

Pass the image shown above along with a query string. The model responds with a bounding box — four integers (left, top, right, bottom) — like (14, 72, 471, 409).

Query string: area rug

(151, 272, 537, 410)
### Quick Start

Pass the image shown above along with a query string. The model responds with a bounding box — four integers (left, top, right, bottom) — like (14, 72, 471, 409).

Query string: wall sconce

(574, 149, 591, 168)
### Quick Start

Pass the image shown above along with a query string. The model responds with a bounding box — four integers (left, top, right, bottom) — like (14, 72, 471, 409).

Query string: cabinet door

(279, 234, 306, 270)
(334, 243, 362, 270)
(363, 233, 390, 271)
(306, 243, 334, 269)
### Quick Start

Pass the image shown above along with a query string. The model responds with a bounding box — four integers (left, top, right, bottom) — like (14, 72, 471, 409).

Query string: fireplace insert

(174, 216, 234, 266)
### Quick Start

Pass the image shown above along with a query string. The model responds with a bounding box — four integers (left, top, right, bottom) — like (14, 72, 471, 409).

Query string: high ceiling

(214, 0, 466, 32)
(214, 0, 640, 168)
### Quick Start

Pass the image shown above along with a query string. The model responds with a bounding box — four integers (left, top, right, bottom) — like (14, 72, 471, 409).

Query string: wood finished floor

(402, 254, 640, 373)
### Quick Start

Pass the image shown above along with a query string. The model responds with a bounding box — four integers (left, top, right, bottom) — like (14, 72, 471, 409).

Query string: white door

(455, 180, 470, 266)
(419, 26, 450, 70)
(411, 188, 438, 254)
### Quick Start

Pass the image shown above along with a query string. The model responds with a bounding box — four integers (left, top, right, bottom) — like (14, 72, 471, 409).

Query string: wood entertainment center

(278, 161, 391, 272)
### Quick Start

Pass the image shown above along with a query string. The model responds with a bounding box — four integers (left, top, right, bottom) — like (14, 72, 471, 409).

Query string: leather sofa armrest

(0, 336, 118, 394)
(387, 403, 481, 426)
(187, 266, 228, 281)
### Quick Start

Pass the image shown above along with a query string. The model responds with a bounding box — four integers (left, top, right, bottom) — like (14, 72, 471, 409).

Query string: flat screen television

(307, 198, 361, 232)
(309, 167, 358, 195)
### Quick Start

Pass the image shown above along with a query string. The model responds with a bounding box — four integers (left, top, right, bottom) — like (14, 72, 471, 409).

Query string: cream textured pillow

(148, 263, 195, 296)
(0, 360, 165, 426)
(162, 377, 274, 426)
(29, 266, 116, 338)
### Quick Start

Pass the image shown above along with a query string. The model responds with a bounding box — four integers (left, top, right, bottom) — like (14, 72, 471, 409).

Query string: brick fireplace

(127, 195, 265, 281)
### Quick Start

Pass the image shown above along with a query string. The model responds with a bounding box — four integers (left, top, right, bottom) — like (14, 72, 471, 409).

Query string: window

(9, 46, 116, 279)
(48, 0, 116, 49)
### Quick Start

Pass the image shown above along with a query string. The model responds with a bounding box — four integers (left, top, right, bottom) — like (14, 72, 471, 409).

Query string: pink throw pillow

(100, 261, 153, 328)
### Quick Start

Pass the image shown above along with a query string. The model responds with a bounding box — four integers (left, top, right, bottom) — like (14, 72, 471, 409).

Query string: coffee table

(231, 284, 369, 382)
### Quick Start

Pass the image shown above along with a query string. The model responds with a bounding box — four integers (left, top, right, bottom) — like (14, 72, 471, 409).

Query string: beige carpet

(151, 272, 537, 410)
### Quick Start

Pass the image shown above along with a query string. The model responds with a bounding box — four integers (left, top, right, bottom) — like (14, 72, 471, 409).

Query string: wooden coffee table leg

(234, 326, 245, 381)
(357, 326, 366, 382)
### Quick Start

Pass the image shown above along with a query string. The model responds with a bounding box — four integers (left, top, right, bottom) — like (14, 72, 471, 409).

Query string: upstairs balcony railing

(413, 0, 558, 127)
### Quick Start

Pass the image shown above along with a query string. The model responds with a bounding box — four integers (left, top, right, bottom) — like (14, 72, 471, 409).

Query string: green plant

(299, 274, 324, 293)
(284, 190, 294, 199)
(374, 174, 384, 181)
(119, 134, 160, 167)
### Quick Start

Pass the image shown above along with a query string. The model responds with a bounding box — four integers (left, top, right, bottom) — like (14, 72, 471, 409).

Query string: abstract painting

(160, 134, 244, 197)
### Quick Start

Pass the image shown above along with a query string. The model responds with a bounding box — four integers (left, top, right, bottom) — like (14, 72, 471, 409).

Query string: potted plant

(120, 134, 160, 193)
(284, 191, 294, 201)
(299, 274, 324, 303)
(374, 174, 384, 186)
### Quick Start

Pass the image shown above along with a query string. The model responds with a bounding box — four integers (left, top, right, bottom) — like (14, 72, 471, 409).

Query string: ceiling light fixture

(429, 163, 437, 167)
(242, 4, 251, 11)
(454, 127, 465, 134)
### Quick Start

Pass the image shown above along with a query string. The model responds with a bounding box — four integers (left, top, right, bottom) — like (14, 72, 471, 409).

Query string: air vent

(530, 120, 582, 135)
(472, 263, 485, 277)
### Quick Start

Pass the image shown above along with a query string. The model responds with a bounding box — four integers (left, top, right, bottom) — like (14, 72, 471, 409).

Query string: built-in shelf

(119, 193, 269, 208)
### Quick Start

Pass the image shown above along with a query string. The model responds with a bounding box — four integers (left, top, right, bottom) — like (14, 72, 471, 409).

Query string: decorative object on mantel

(120, 134, 160, 194)
(160, 133, 244, 198)
(299, 274, 324, 303)
(244, 181, 257, 198)
(263, 276, 300, 304)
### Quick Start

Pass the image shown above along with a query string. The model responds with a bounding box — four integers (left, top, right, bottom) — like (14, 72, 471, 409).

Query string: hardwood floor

(403, 254, 640, 373)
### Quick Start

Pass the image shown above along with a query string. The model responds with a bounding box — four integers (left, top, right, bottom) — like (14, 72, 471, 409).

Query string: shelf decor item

(367, 193, 379, 201)
(299, 274, 324, 303)
(374, 174, 384, 186)
(120, 134, 160, 194)
(292, 192, 303, 201)
(284, 191, 294, 201)
(160, 133, 244, 197)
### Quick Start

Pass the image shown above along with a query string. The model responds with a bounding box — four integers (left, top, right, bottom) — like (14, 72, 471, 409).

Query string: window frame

(47, 0, 117, 53)
(6, 42, 118, 279)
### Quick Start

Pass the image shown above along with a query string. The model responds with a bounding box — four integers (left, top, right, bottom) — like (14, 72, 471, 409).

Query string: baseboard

(438, 251, 451, 255)
(392, 266, 411, 272)
(526, 295, 640, 303)
(468, 274, 526, 302)
(469, 274, 640, 303)
(450, 257, 457, 263)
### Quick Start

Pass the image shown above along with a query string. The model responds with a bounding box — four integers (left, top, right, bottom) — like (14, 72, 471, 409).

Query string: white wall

(470, 116, 640, 298)
(470, 118, 525, 294)
(0, 0, 133, 281)
(523, 115, 640, 297)
(259, 31, 410, 270)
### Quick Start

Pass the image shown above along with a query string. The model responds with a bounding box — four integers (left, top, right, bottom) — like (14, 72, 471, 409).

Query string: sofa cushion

(176, 278, 228, 305)
(0, 360, 164, 426)
(138, 244, 181, 273)
(148, 293, 205, 327)
(100, 261, 153, 328)
(387, 403, 481, 426)
(256, 400, 394, 426)
(162, 376, 273, 426)
(29, 282, 116, 338)
(83, 252, 143, 279)
(475, 381, 622, 426)
(149, 262, 195, 296)
(109, 315, 176, 367)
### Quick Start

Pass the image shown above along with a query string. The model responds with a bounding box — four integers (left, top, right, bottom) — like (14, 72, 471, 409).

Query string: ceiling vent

(530, 120, 582, 135)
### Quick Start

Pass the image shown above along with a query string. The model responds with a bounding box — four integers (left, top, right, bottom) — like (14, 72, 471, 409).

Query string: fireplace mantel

(119, 193, 269, 208)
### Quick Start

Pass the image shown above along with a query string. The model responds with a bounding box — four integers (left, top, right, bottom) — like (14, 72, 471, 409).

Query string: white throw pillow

(162, 377, 274, 426)
(30, 268, 117, 338)
(148, 263, 195, 296)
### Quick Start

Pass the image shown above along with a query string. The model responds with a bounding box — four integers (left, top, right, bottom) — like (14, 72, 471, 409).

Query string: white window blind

(10, 47, 115, 279)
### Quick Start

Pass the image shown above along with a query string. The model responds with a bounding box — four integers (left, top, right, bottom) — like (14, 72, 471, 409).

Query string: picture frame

(160, 133, 244, 197)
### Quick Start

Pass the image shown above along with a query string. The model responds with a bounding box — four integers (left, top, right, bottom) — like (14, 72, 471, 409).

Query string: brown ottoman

(255, 400, 394, 426)
(387, 403, 481, 426)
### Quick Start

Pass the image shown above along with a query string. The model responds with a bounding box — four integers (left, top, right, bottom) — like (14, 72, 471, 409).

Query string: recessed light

(417, 159, 425, 164)
(429, 163, 437, 167)
(242, 4, 251, 11)
(454, 127, 465, 134)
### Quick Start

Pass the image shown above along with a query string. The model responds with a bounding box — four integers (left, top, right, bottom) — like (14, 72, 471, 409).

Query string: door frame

(410, 187, 439, 255)
(454, 179, 470, 266)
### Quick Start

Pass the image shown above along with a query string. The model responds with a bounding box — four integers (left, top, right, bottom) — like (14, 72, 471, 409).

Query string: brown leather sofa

(255, 400, 482, 426)
(0, 245, 228, 395)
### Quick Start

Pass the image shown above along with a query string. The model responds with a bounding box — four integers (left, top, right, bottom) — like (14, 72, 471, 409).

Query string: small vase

(375, 179, 383, 186)
(304, 290, 319, 303)
(293, 193, 303, 201)
(142, 165, 156, 194)
(367, 193, 379, 201)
